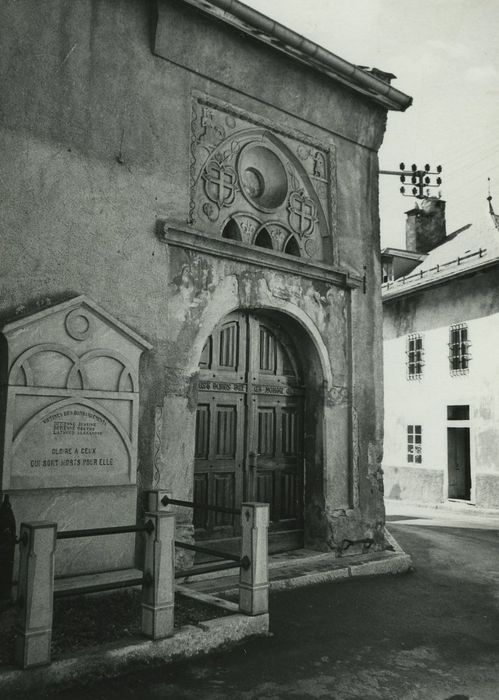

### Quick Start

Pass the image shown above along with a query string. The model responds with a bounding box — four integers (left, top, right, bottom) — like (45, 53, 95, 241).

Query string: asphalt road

(30, 508, 499, 700)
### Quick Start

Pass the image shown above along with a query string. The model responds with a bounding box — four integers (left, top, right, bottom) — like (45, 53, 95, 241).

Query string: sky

(244, 0, 499, 248)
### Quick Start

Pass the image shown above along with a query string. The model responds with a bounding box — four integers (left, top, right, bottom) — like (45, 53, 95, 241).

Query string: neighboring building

(0, 0, 411, 580)
(382, 195, 499, 508)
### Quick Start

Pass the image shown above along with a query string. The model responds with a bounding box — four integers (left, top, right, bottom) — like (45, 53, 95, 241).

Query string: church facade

(0, 0, 411, 577)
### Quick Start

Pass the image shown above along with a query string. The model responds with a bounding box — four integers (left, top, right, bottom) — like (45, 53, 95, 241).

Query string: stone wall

(383, 266, 499, 509)
(0, 0, 390, 574)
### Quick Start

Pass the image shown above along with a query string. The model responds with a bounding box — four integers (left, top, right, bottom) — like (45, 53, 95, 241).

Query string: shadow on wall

(388, 483, 402, 500)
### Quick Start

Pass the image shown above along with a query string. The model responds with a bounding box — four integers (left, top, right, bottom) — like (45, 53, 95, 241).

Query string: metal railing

(162, 494, 240, 516)
(56, 521, 155, 540)
(13, 491, 270, 670)
(48, 521, 156, 598)
(161, 494, 250, 574)
(382, 247, 487, 291)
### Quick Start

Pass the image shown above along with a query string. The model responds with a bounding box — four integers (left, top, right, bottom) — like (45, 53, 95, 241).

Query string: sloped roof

(179, 0, 412, 112)
(382, 202, 499, 300)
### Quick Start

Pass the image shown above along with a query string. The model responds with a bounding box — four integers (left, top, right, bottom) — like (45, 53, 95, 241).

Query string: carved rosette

(189, 91, 337, 262)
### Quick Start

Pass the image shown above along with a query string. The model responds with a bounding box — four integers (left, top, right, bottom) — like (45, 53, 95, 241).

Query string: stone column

(239, 503, 269, 616)
(141, 511, 175, 639)
(147, 489, 171, 513)
(15, 521, 57, 669)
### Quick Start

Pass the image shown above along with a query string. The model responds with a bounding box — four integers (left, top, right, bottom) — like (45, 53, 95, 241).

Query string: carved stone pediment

(189, 92, 337, 262)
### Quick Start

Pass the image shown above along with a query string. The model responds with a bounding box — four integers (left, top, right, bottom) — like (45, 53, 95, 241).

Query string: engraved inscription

(11, 403, 130, 485)
(48, 409, 106, 436)
(197, 380, 247, 393)
(252, 384, 303, 396)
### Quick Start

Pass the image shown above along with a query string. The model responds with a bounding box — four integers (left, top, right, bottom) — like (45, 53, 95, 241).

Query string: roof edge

(180, 0, 413, 112)
(382, 257, 499, 301)
(381, 248, 427, 261)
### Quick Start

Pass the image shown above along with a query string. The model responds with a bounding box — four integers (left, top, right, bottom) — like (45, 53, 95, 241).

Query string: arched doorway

(194, 310, 305, 553)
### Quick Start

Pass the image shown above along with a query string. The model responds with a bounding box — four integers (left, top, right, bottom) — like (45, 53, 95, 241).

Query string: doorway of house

(193, 310, 305, 553)
(447, 427, 471, 500)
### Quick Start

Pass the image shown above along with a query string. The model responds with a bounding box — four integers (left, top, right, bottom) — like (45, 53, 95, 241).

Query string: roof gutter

(181, 0, 413, 112)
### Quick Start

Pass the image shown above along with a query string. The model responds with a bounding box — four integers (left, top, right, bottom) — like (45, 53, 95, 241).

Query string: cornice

(158, 222, 362, 289)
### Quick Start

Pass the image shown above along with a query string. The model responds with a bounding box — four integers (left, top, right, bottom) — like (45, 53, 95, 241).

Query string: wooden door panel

(200, 313, 247, 382)
(218, 323, 238, 369)
(257, 407, 276, 456)
(193, 473, 209, 530)
(195, 310, 304, 550)
(194, 391, 244, 539)
(215, 405, 237, 458)
(281, 406, 300, 455)
(211, 472, 236, 528)
(259, 326, 277, 373)
(195, 404, 210, 459)
(255, 470, 274, 514)
(280, 471, 299, 520)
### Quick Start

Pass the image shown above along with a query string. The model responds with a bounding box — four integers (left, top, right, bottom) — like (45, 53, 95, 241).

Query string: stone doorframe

(154, 287, 353, 553)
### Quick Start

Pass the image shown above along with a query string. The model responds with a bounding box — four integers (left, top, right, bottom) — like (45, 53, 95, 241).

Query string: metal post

(141, 511, 175, 639)
(239, 502, 269, 616)
(15, 521, 57, 669)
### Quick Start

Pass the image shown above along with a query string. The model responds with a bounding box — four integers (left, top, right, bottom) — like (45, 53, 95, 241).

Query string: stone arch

(188, 300, 334, 391)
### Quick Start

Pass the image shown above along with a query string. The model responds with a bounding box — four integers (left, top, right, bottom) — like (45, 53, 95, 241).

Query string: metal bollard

(141, 511, 175, 639)
(15, 521, 57, 668)
(239, 503, 269, 616)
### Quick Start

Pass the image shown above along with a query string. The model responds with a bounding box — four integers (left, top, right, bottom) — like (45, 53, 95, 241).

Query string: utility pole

(380, 163, 443, 199)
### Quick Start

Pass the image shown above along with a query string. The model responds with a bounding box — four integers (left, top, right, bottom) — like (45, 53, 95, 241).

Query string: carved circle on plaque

(238, 144, 288, 212)
(65, 309, 92, 341)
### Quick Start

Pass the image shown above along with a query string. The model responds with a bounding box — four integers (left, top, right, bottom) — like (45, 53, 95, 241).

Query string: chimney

(405, 197, 447, 253)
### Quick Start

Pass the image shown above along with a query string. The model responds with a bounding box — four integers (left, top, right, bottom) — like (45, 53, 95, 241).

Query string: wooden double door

(194, 311, 305, 552)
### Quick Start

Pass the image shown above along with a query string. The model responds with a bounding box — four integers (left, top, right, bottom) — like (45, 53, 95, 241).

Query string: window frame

(449, 323, 471, 375)
(406, 333, 424, 380)
(407, 424, 422, 464)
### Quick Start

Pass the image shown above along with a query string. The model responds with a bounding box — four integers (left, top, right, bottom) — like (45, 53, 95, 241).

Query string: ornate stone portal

(189, 92, 337, 262)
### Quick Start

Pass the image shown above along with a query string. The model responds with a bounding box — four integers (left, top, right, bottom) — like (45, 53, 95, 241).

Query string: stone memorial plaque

(1, 296, 152, 490)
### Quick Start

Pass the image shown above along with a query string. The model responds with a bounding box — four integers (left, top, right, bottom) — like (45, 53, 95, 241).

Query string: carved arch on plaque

(9, 344, 87, 388)
(253, 227, 273, 250)
(72, 349, 137, 393)
(283, 234, 301, 257)
(11, 396, 133, 460)
(221, 218, 242, 241)
(9, 345, 136, 392)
